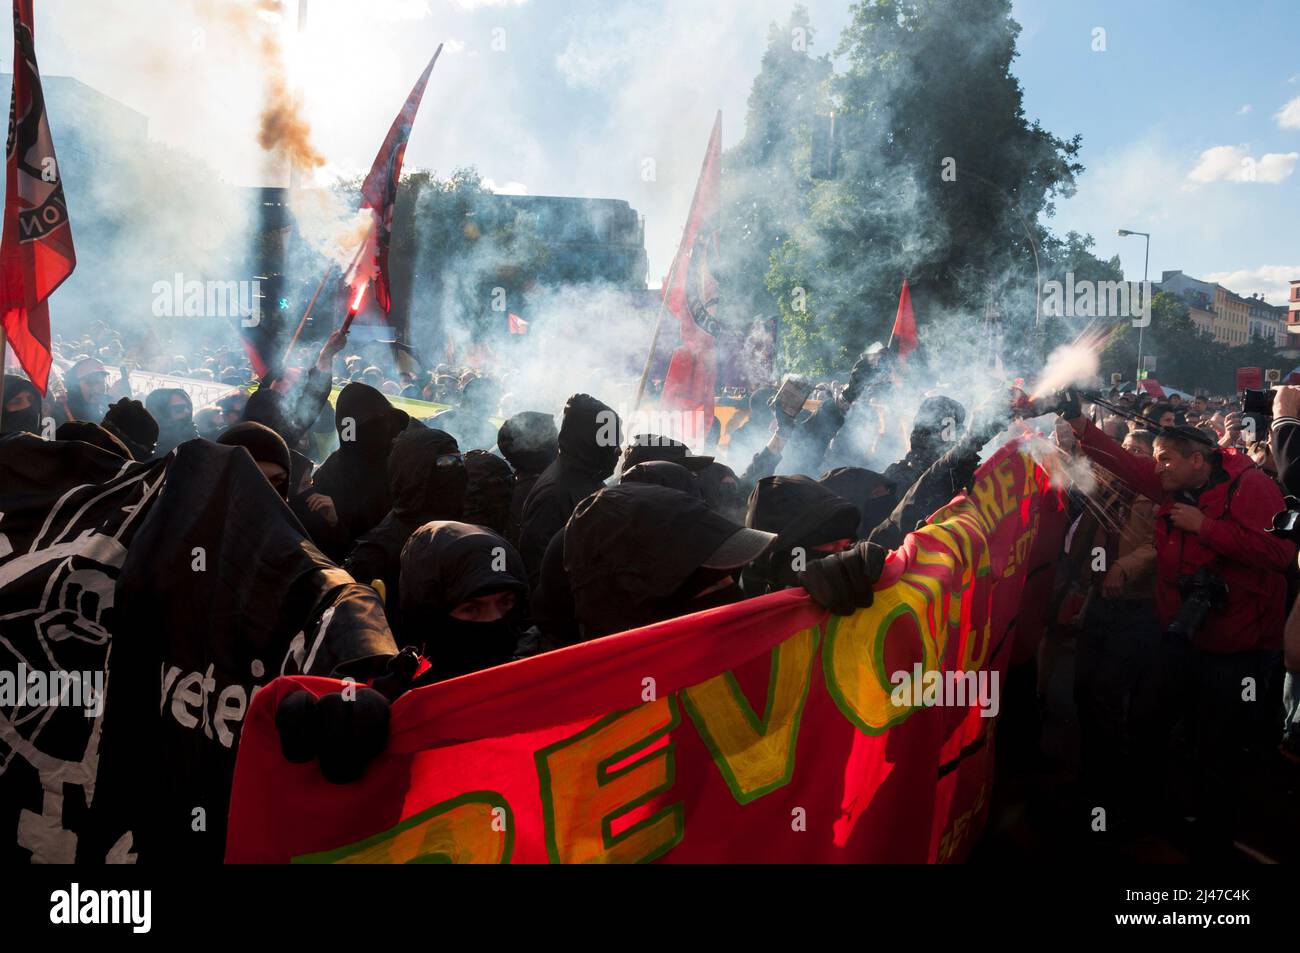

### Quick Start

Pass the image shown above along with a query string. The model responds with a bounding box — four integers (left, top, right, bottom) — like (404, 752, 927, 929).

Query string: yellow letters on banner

(292, 792, 513, 864)
(823, 578, 939, 734)
(535, 696, 683, 864)
(681, 626, 818, 804)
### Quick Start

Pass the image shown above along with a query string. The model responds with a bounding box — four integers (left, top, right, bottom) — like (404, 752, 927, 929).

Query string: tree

(721, 5, 832, 327)
(766, 0, 1086, 376)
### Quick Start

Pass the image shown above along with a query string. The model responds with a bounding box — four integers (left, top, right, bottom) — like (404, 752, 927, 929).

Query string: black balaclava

(388, 428, 467, 527)
(3, 374, 42, 435)
(744, 475, 861, 592)
(218, 422, 292, 499)
(558, 393, 622, 480)
(336, 381, 408, 460)
(400, 521, 529, 683)
(146, 388, 198, 456)
(908, 396, 966, 466)
(497, 411, 559, 476)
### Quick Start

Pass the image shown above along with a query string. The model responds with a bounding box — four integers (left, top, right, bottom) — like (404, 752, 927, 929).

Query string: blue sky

(28, 0, 1300, 301)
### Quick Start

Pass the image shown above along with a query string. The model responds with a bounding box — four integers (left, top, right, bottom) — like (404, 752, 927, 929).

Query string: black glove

(840, 349, 881, 405)
(102, 397, 159, 460)
(798, 541, 887, 615)
(1051, 388, 1082, 421)
(275, 686, 391, 784)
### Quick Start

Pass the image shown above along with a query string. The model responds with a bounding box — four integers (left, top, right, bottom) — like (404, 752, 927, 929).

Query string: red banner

(227, 439, 1066, 863)
(659, 112, 721, 446)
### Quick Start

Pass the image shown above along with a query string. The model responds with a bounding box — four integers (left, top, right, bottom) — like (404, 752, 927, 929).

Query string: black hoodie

(497, 411, 558, 545)
(400, 521, 529, 682)
(517, 394, 621, 586)
(2, 375, 42, 436)
(311, 383, 410, 559)
(145, 388, 198, 457)
(344, 428, 465, 641)
(743, 476, 860, 593)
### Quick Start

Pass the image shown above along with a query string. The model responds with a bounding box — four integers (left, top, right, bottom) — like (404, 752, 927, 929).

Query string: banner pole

(281, 240, 366, 366)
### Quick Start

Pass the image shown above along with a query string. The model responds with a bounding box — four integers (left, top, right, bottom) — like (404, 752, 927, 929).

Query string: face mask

(424, 617, 518, 683)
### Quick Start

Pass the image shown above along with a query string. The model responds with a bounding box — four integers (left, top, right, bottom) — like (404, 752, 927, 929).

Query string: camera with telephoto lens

(1165, 567, 1229, 641)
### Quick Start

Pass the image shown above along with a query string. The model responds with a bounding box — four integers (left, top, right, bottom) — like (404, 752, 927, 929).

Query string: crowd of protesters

(5, 319, 1300, 863)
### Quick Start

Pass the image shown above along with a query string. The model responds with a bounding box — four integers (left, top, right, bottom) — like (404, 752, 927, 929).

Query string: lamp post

(1117, 228, 1150, 386)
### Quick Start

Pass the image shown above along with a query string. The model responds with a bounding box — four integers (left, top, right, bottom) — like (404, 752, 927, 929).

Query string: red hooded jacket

(1076, 420, 1294, 653)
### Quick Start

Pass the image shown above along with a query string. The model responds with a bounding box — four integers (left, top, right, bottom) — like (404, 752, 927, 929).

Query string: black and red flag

(345, 44, 443, 323)
(659, 111, 721, 447)
(0, 0, 75, 394)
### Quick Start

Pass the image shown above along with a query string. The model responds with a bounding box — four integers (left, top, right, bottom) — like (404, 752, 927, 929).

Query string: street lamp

(1117, 228, 1150, 387)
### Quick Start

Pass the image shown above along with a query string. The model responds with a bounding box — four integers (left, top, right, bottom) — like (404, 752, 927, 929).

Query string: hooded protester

(55, 421, 131, 459)
(194, 407, 226, 442)
(344, 428, 467, 641)
(518, 394, 622, 586)
(462, 449, 513, 535)
(217, 422, 293, 499)
(101, 397, 159, 462)
(2, 374, 43, 436)
(400, 521, 529, 683)
(819, 467, 898, 540)
(743, 476, 862, 594)
(62, 357, 111, 424)
(564, 484, 777, 640)
(882, 395, 967, 491)
(622, 460, 704, 499)
(310, 382, 412, 561)
(429, 376, 502, 451)
(695, 461, 747, 524)
(496, 411, 559, 545)
(145, 388, 199, 457)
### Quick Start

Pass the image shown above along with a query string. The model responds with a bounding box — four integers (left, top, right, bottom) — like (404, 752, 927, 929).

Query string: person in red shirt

(1055, 392, 1295, 857)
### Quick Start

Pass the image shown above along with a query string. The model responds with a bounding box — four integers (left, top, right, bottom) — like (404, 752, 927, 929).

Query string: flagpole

(281, 239, 366, 366)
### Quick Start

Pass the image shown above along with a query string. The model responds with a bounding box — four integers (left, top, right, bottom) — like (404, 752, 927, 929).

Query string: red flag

(890, 278, 918, 363)
(0, 0, 75, 394)
(660, 112, 721, 447)
(507, 312, 529, 335)
(346, 46, 442, 317)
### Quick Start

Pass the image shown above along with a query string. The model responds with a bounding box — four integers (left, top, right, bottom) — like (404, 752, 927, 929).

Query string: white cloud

(1186, 145, 1297, 185)
(1204, 265, 1298, 305)
(443, 38, 466, 54)
(1276, 96, 1300, 129)
(1238, 103, 1252, 115)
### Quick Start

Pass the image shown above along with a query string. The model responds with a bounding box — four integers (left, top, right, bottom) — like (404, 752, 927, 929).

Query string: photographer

(1056, 392, 1295, 855)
